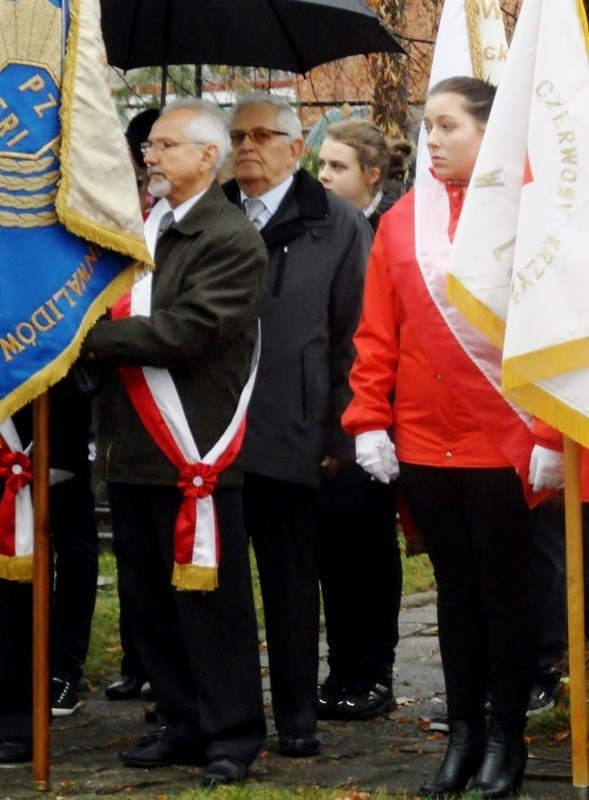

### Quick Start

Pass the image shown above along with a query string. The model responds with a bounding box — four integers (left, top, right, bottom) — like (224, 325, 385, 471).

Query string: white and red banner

(0, 419, 33, 581)
(448, 0, 589, 448)
(415, 0, 508, 185)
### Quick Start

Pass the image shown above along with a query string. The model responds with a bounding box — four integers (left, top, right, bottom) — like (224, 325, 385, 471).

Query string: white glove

(528, 444, 564, 492)
(355, 430, 399, 484)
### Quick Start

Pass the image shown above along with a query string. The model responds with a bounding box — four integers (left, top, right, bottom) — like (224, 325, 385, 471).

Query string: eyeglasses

(140, 139, 205, 156)
(229, 127, 290, 146)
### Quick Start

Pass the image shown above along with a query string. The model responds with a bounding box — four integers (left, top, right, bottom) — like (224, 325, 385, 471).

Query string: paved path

(0, 594, 573, 799)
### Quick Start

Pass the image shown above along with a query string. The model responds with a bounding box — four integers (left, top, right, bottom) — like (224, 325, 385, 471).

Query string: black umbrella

(100, 0, 404, 74)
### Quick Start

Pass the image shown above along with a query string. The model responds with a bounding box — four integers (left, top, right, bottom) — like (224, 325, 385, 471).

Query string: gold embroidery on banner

(0, 188, 57, 209)
(492, 237, 516, 278)
(0, 152, 55, 173)
(511, 235, 562, 303)
(535, 80, 579, 215)
(0, 0, 62, 228)
(476, 0, 502, 20)
(0, 167, 59, 191)
(0, 0, 62, 82)
(0, 243, 100, 362)
(0, 208, 56, 226)
(465, 0, 484, 80)
(474, 168, 504, 188)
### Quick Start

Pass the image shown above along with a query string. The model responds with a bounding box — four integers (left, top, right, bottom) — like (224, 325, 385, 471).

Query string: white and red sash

(112, 274, 259, 591)
(0, 419, 33, 582)
(388, 185, 547, 507)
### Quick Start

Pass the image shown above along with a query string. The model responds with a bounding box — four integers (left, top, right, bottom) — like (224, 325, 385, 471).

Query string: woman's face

(423, 92, 485, 184)
(318, 137, 379, 209)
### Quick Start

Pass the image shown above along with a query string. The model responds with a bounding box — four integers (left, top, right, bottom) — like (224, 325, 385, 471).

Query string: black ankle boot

(419, 719, 485, 797)
(471, 721, 527, 798)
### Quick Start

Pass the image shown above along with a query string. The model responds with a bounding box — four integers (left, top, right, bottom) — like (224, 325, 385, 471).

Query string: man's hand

(355, 430, 399, 484)
(320, 456, 347, 479)
(528, 444, 564, 492)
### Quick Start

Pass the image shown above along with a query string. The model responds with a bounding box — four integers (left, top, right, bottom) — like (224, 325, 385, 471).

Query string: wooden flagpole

(563, 436, 589, 798)
(32, 393, 51, 790)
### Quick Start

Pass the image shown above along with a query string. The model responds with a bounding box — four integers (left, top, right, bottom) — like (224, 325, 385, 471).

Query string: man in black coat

(224, 93, 372, 757)
(83, 99, 267, 786)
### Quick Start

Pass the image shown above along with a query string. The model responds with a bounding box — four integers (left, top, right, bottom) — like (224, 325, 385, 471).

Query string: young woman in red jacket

(343, 77, 562, 799)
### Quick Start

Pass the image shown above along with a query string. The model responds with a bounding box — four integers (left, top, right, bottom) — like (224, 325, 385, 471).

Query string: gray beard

(148, 175, 172, 198)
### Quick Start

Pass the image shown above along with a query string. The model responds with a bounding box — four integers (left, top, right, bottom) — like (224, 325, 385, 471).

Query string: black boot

(419, 719, 486, 797)
(470, 720, 527, 798)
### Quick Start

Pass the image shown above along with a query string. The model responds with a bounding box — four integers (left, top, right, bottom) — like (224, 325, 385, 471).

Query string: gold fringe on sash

(0, 554, 33, 583)
(172, 563, 219, 592)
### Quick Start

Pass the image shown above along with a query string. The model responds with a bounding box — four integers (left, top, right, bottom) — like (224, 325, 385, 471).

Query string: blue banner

(0, 0, 145, 420)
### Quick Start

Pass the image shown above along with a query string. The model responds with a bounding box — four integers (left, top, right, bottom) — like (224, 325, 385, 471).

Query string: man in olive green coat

(83, 99, 266, 787)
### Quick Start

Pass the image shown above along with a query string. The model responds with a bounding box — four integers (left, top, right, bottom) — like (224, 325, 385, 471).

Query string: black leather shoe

(0, 740, 32, 764)
(278, 731, 320, 757)
(200, 757, 248, 787)
(119, 739, 206, 768)
(471, 721, 527, 798)
(105, 675, 144, 701)
(419, 719, 485, 797)
(136, 726, 166, 748)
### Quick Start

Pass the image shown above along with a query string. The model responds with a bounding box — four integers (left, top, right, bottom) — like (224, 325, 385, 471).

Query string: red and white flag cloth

(0, 419, 33, 582)
(447, 0, 589, 449)
(112, 274, 260, 591)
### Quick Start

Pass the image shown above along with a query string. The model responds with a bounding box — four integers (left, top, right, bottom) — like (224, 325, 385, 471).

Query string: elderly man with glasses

(82, 99, 267, 786)
(223, 93, 373, 758)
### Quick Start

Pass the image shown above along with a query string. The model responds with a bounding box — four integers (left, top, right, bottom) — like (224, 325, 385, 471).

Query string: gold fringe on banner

(446, 272, 506, 350)
(578, 0, 589, 52)
(172, 563, 219, 592)
(57, 0, 152, 266)
(0, 554, 33, 583)
(505, 380, 589, 453)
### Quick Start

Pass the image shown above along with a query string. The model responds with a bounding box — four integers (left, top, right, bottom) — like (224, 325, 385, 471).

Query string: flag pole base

(34, 780, 50, 791)
(573, 786, 589, 800)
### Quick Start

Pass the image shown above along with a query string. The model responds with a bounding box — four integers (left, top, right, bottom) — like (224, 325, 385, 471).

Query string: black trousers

(109, 483, 266, 764)
(0, 473, 98, 744)
(530, 502, 566, 680)
(318, 463, 402, 677)
(243, 473, 320, 735)
(0, 579, 33, 742)
(51, 470, 99, 685)
(399, 464, 538, 730)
